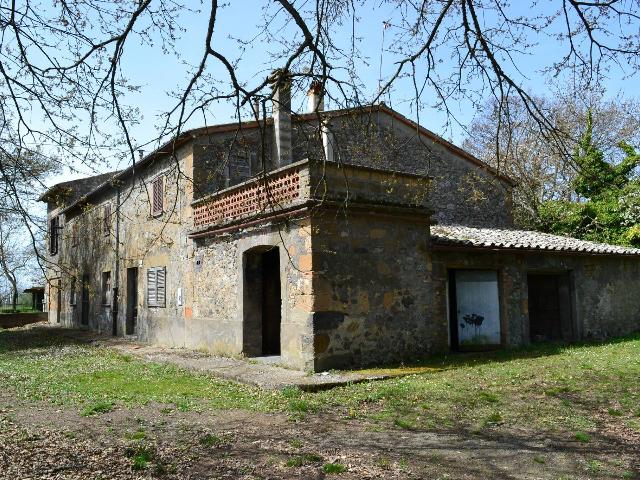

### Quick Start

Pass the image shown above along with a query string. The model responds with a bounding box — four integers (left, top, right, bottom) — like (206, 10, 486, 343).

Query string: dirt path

(1, 389, 637, 479)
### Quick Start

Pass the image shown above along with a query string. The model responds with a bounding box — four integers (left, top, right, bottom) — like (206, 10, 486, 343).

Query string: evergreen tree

(572, 110, 638, 199)
(538, 111, 640, 246)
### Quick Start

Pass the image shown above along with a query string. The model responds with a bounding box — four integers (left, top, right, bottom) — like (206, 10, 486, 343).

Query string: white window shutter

(156, 267, 166, 307)
(147, 268, 157, 307)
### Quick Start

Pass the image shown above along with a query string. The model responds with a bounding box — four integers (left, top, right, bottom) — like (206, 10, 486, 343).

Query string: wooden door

(528, 274, 563, 342)
(126, 268, 138, 335)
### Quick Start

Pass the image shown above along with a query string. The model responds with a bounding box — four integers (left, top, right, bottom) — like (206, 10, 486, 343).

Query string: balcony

(190, 159, 430, 237)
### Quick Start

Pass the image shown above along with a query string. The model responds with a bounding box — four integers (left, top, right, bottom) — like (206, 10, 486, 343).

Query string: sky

(45, 0, 638, 185)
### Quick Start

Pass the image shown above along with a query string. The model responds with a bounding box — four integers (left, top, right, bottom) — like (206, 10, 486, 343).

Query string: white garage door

(455, 270, 501, 347)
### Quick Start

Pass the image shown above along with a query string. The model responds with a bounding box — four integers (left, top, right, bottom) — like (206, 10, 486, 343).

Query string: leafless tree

(464, 88, 640, 227)
(0, 0, 639, 257)
(0, 215, 31, 311)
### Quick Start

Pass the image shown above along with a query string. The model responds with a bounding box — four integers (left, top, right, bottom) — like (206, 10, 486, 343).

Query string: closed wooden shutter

(49, 217, 59, 255)
(152, 176, 164, 216)
(156, 267, 166, 307)
(146, 266, 166, 307)
(147, 268, 157, 307)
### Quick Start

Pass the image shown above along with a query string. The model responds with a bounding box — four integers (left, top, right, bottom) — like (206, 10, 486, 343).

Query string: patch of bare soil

(0, 388, 638, 479)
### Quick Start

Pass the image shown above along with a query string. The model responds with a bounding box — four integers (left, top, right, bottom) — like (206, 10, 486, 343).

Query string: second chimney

(307, 81, 324, 113)
(270, 70, 292, 167)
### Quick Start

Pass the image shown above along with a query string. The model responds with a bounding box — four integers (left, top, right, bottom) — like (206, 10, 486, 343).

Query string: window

(147, 266, 166, 307)
(229, 152, 252, 184)
(102, 271, 112, 306)
(152, 176, 164, 216)
(70, 278, 76, 306)
(49, 216, 60, 255)
(103, 204, 111, 236)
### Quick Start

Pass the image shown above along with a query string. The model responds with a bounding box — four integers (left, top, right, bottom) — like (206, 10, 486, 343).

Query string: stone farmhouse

(41, 79, 640, 371)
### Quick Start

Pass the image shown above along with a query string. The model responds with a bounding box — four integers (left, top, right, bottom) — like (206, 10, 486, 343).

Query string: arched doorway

(243, 246, 282, 357)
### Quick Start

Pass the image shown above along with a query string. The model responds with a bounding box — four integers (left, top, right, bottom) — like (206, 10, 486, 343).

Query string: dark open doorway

(80, 274, 90, 326)
(243, 246, 281, 357)
(527, 273, 573, 342)
(261, 248, 281, 355)
(126, 267, 138, 335)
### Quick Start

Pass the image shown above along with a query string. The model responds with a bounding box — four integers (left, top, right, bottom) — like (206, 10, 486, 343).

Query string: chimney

(251, 97, 261, 120)
(322, 121, 335, 163)
(269, 70, 292, 167)
(307, 81, 324, 113)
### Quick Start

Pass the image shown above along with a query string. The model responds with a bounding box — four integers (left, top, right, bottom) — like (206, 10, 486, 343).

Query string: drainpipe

(112, 186, 121, 336)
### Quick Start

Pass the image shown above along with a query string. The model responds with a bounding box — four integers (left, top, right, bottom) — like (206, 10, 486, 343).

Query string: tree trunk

(11, 282, 17, 312)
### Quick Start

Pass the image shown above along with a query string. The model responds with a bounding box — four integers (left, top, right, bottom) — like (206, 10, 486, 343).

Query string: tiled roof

(431, 225, 640, 256)
(39, 171, 118, 204)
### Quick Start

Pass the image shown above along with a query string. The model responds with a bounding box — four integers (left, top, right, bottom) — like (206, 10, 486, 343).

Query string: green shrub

(323, 462, 347, 474)
(81, 401, 114, 416)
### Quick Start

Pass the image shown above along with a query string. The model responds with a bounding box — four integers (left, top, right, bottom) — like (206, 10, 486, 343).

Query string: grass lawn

(0, 327, 638, 440)
(0, 306, 40, 314)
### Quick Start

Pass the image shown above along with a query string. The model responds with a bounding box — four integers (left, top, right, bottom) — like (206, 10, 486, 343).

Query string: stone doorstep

(93, 336, 393, 391)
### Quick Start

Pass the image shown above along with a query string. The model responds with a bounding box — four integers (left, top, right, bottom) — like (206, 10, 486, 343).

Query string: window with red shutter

(152, 176, 164, 216)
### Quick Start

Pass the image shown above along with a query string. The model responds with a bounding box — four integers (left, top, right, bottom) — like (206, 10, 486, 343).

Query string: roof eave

(431, 241, 640, 257)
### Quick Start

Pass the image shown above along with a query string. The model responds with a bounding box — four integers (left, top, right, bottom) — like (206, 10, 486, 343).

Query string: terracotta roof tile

(431, 225, 640, 256)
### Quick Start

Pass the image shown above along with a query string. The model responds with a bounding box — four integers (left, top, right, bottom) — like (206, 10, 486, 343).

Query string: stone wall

(191, 107, 514, 228)
(0, 313, 48, 329)
(430, 248, 640, 347)
(192, 129, 274, 199)
(311, 210, 443, 370)
(192, 218, 315, 370)
(47, 143, 196, 346)
(327, 110, 514, 227)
